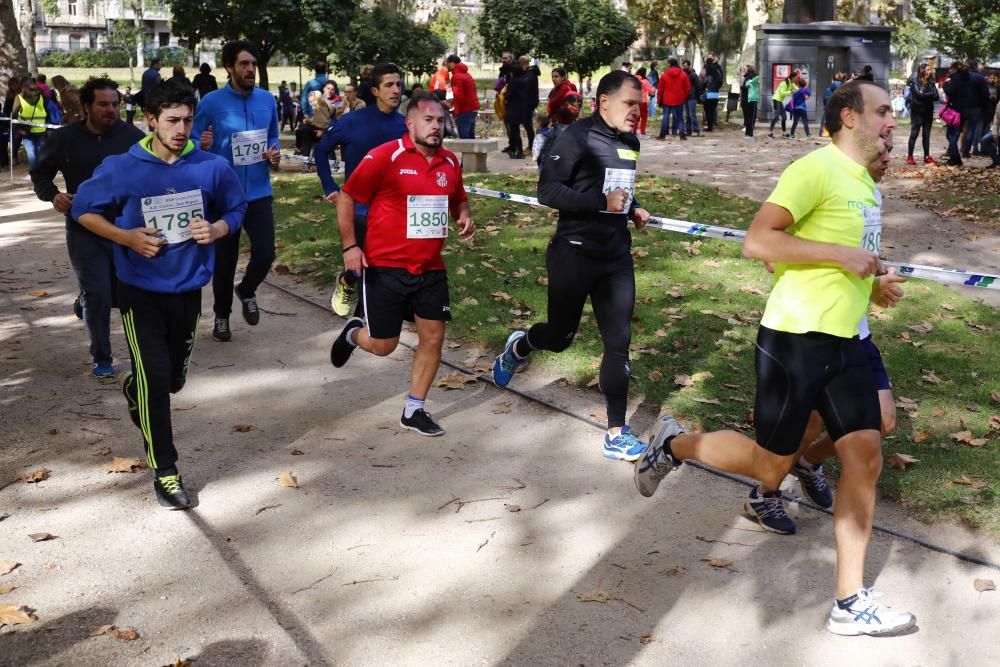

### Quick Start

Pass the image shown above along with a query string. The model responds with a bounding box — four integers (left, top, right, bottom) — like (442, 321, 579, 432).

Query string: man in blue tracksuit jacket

(313, 62, 407, 317)
(72, 80, 247, 510)
(192, 40, 281, 342)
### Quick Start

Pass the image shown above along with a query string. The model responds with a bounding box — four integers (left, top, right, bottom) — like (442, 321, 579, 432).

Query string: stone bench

(443, 138, 498, 173)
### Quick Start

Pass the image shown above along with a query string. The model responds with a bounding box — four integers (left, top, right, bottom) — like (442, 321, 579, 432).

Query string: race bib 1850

(601, 168, 636, 213)
(861, 194, 882, 254)
(406, 195, 449, 239)
(232, 128, 268, 166)
(141, 189, 204, 244)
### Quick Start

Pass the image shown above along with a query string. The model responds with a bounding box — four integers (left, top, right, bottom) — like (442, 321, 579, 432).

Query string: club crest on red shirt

(436, 171, 448, 188)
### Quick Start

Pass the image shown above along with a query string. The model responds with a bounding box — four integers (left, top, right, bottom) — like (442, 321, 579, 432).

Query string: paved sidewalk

(1, 179, 999, 665)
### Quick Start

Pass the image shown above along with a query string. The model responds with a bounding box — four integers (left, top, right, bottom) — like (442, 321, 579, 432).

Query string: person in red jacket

(656, 57, 691, 140)
(446, 55, 481, 138)
(547, 67, 579, 125)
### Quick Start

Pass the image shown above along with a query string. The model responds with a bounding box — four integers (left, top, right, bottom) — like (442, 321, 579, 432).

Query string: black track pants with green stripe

(118, 282, 201, 471)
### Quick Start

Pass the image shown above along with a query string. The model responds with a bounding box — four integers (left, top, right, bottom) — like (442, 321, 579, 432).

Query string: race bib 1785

(140, 188, 204, 244)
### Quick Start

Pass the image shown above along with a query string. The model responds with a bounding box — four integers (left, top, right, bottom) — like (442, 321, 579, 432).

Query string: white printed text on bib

(601, 168, 636, 213)
(406, 195, 449, 239)
(231, 128, 268, 166)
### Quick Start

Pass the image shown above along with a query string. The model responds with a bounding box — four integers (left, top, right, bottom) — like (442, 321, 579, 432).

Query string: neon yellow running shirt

(760, 143, 877, 338)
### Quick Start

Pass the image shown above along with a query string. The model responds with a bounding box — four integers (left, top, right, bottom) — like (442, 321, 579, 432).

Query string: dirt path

(2, 166, 999, 665)
(482, 122, 1000, 308)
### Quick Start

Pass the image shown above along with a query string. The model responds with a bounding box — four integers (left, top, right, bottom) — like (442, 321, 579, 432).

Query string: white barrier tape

(278, 151, 342, 170)
(7, 118, 63, 130)
(463, 185, 1000, 291)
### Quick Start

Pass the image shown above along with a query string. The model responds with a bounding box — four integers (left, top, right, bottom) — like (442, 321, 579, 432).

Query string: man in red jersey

(329, 93, 476, 436)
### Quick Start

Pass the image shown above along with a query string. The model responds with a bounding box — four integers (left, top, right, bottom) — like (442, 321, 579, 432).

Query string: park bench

(443, 138, 498, 173)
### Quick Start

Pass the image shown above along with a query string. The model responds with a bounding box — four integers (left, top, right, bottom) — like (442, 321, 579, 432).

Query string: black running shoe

(117, 370, 142, 430)
(213, 317, 231, 342)
(154, 473, 191, 510)
(236, 287, 260, 326)
(400, 408, 445, 437)
(330, 317, 364, 368)
(73, 292, 84, 319)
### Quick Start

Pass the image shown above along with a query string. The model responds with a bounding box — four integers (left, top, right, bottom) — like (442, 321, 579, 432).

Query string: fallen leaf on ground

(887, 453, 919, 471)
(504, 504, 521, 513)
(0, 604, 37, 627)
(739, 286, 765, 295)
(648, 371, 663, 383)
(691, 371, 714, 382)
(949, 476, 986, 489)
(20, 469, 51, 483)
(639, 634, 656, 645)
(492, 405, 511, 414)
(950, 431, 974, 444)
(0, 561, 19, 576)
(435, 373, 478, 390)
(105, 457, 146, 473)
(921, 372, 943, 384)
(29, 290, 49, 297)
(490, 291, 512, 301)
(693, 398, 721, 405)
(161, 659, 193, 667)
(990, 416, 1000, 431)
(112, 627, 139, 640)
(232, 424, 255, 433)
(674, 374, 693, 387)
(93, 447, 112, 456)
(0, 585, 14, 594)
(912, 431, 932, 443)
(966, 404, 980, 412)
(577, 590, 610, 603)
(28, 533, 56, 542)
(279, 472, 299, 489)
(703, 260, 722, 268)
(908, 321, 934, 333)
(993, 391, 1000, 404)
(459, 296, 478, 306)
(88, 624, 115, 637)
(722, 383, 741, 389)
(702, 557, 733, 569)
(895, 397, 918, 411)
(586, 376, 600, 388)
(931, 408, 946, 417)
(968, 438, 988, 447)
(660, 566, 685, 576)
(941, 303, 956, 311)
(974, 578, 996, 592)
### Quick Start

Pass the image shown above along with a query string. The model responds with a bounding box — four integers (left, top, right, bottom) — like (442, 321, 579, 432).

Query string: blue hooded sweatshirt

(72, 137, 247, 294)
(313, 103, 406, 216)
(191, 83, 279, 202)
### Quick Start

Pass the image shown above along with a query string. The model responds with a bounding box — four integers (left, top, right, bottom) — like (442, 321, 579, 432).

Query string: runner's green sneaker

(330, 271, 358, 317)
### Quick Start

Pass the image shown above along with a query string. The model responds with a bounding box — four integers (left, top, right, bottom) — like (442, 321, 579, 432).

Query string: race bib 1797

(231, 128, 268, 166)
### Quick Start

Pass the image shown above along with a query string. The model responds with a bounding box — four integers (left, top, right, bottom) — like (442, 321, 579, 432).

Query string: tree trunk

(738, 0, 770, 69)
(1, 0, 29, 96)
(18, 0, 37, 74)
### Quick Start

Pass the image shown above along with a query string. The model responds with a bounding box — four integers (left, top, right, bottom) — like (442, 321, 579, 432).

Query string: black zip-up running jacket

(537, 113, 641, 258)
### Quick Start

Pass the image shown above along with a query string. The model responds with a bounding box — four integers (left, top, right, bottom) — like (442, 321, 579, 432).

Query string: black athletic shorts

(361, 266, 451, 339)
(861, 335, 891, 391)
(754, 326, 880, 456)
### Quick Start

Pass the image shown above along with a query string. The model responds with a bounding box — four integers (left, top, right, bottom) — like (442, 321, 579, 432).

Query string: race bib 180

(406, 195, 449, 239)
(601, 168, 636, 213)
(231, 128, 268, 166)
(141, 188, 204, 244)
(861, 195, 882, 254)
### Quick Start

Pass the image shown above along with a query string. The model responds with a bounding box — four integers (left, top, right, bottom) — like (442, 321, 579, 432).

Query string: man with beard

(329, 93, 475, 437)
(492, 71, 652, 462)
(31, 75, 146, 380)
(193, 40, 281, 343)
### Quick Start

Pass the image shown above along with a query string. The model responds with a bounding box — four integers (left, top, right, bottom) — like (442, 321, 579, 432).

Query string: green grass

(271, 171, 1000, 535)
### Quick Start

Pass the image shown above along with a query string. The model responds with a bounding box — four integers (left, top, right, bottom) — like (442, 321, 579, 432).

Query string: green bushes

(39, 48, 132, 68)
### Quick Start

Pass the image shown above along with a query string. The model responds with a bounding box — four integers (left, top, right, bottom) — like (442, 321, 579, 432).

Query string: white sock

(403, 395, 425, 418)
(798, 455, 816, 469)
(346, 326, 359, 347)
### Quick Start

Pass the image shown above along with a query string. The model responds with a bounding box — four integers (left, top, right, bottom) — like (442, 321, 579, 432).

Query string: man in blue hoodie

(193, 40, 281, 342)
(313, 63, 407, 317)
(72, 81, 247, 510)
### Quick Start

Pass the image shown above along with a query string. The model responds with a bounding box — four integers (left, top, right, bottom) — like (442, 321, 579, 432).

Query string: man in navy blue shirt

(313, 63, 407, 317)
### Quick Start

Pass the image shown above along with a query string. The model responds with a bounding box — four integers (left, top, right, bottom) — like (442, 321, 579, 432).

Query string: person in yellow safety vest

(768, 73, 798, 139)
(10, 76, 50, 169)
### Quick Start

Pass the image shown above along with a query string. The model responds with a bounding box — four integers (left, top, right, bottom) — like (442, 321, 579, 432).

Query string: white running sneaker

(826, 588, 916, 636)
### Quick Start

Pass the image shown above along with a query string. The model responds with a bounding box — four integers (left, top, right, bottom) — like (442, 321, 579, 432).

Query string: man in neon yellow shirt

(635, 81, 917, 636)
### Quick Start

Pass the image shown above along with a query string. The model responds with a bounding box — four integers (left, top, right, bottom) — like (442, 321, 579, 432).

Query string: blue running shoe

(634, 416, 684, 496)
(791, 460, 834, 509)
(603, 425, 648, 462)
(492, 331, 526, 387)
(92, 360, 115, 382)
(744, 486, 797, 535)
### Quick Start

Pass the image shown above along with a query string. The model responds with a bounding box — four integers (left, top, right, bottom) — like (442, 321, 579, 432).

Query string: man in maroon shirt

(330, 93, 476, 436)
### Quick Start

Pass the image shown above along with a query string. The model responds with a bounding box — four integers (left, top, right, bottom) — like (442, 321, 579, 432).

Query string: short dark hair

(682, 60, 691, 67)
(80, 74, 120, 106)
(199, 63, 212, 75)
(635, 67, 647, 78)
(371, 63, 402, 88)
(595, 70, 641, 100)
(552, 67, 567, 78)
(145, 80, 197, 118)
(315, 62, 327, 75)
(406, 92, 444, 116)
(825, 80, 880, 135)
(537, 114, 550, 129)
(622, 62, 631, 67)
(151, 58, 161, 66)
(221, 40, 257, 69)
(36, 73, 46, 83)
(668, 57, 679, 68)
(968, 58, 979, 70)
(446, 54, 461, 64)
